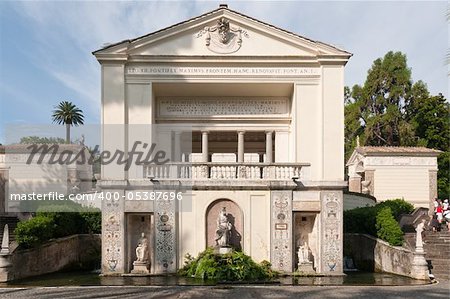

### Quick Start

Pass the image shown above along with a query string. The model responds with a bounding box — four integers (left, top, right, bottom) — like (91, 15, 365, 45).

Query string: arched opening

(205, 199, 243, 250)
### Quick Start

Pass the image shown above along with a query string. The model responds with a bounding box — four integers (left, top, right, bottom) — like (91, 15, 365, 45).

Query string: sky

(0, 1, 448, 144)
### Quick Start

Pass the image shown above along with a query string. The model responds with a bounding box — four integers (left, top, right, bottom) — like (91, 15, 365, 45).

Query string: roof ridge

(93, 6, 352, 56)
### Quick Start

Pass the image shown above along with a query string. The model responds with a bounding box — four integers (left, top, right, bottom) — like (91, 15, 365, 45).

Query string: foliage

(14, 202, 101, 249)
(19, 136, 66, 144)
(15, 215, 54, 248)
(344, 199, 413, 245)
(437, 152, 450, 199)
(178, 248, 277, 281)
(347, 51, 414, 147)
(375, 207, 404, 246)
(344, 51, 449, 197)
(51, 101, 84, 143)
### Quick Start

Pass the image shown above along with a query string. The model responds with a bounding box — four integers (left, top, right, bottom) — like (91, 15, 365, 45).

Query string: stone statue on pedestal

(135, 233, 149, 262)
(131, 232, 150, 274)
(411, 218, 429, 280)
(215, 207, 232, 253)
(297, 241, 315, 274)
(298, 242, 309, 263)
(415, 218, 426, 253)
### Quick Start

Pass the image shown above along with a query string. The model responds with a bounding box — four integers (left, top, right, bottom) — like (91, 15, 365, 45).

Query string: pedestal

(410, 251, 429, 280)
(0, 254, 12, 282)
(218, 246, 232, 254)
(297, 262, 315, 274)
(131, 261, 150, 274)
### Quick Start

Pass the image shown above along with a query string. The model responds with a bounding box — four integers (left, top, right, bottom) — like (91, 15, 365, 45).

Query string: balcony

(143, 162, 310, 181)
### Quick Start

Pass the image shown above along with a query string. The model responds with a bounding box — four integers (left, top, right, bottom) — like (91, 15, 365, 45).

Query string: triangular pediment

(94, 7, 351, 60)
(346, 149, 364, 166)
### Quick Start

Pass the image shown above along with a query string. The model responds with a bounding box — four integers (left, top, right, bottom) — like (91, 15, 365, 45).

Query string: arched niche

(206, 199, 243, 251)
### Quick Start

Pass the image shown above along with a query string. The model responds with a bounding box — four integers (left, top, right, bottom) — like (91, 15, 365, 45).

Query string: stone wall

(345, 233, 414, 277)
(343, 192, 376, 211)
(4, 234, 100, 281)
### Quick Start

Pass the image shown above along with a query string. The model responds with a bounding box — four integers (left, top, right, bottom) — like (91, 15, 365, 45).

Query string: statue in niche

(215, 207, 232, 247)
(135, 232, 149, 262)
(298, 242, 310, 264)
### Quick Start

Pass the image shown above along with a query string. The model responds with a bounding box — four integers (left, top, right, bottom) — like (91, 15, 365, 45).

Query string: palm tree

(52, 101, 84, 143)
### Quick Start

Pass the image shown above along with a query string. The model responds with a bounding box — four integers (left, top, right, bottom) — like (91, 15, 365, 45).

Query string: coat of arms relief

(196, 17, 249, 54)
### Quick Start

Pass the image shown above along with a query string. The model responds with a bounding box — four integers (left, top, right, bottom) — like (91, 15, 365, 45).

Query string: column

(237, 131, 245, 163)
(201, 131, 209, 162)
(265, 131, 273, 163)
(173, 131, 182, 162)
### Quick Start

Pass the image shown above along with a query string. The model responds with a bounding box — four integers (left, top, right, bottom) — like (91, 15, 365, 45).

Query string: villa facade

(94, 5, 351, 275)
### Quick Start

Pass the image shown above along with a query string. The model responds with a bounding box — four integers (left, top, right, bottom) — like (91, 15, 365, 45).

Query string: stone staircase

(0, 215, 19, 246)
(423, 231, 450, 280)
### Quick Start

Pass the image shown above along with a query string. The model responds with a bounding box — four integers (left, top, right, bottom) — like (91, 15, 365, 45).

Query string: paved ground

(0, 282, 448, 299)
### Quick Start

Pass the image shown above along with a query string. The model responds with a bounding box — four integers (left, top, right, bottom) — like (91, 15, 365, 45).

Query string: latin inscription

(157, 97, 289, 117)
(127, 66, 319, 77)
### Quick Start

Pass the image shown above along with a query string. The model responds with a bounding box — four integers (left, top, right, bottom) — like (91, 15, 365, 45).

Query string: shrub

(179, 248, 277, 281)
(15, 202, 101, 248)
(376, 207, 404, 246)
(344, 199, 413, 245)
(15, 215, 54, 249)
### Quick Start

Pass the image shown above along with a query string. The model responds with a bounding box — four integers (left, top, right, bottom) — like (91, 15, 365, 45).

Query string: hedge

(15, 202, 101, 249)
(376, 207, 404, 246)
(344, 199, 413, 246)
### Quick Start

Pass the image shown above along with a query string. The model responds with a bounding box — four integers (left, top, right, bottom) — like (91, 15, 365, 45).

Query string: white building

(347, 146, 441, 209)
(0, 144, 93, 213)
(94, 5, 351, 275)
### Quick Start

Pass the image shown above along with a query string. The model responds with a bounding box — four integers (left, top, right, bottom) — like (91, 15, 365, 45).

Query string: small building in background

(346, 146, 441, 210)
(0, 144, 93, 213)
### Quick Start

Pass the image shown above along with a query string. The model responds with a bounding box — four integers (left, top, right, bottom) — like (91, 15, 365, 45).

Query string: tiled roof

(355, 146, 442, 156)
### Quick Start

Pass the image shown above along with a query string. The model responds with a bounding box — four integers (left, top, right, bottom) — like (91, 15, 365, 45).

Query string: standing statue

(135, 232, 149, 262)
(215, 207, 232, 247)
(415, 218, 426, 253)
(298, 242, 310, 264)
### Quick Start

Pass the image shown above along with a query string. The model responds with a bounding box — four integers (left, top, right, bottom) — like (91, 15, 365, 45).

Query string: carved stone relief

(364, 170, 375, 196)
(196, 17, 249, 54)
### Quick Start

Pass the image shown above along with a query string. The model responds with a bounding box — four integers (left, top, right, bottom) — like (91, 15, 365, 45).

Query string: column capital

(237, 130, 246, 135)
(265, 130, 273, 135)
(201, 130, 209, 134)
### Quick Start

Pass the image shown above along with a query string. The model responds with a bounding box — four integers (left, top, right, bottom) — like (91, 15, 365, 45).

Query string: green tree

(345, 51, 449, 198)
(344, 86, 364, 162)
(354, 51, 414, 147)
(51, 101, 84, 144)
(406, 89, 450, 198)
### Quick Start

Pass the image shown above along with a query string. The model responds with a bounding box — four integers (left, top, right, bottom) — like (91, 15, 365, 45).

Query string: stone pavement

(0, 282, 448, 299)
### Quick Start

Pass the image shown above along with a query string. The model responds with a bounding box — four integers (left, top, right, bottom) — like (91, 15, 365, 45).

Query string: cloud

(6, 0, 449, 117)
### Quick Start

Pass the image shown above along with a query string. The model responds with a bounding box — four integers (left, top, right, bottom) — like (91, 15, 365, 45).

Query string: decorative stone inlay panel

(320, 191, 343, 273)
(154, 198, 176, 273)
(102, 195, 124, 273)
(270, 190, 292, 272)
(157, 97, 289, 117)
(428, 170, 438, 214)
